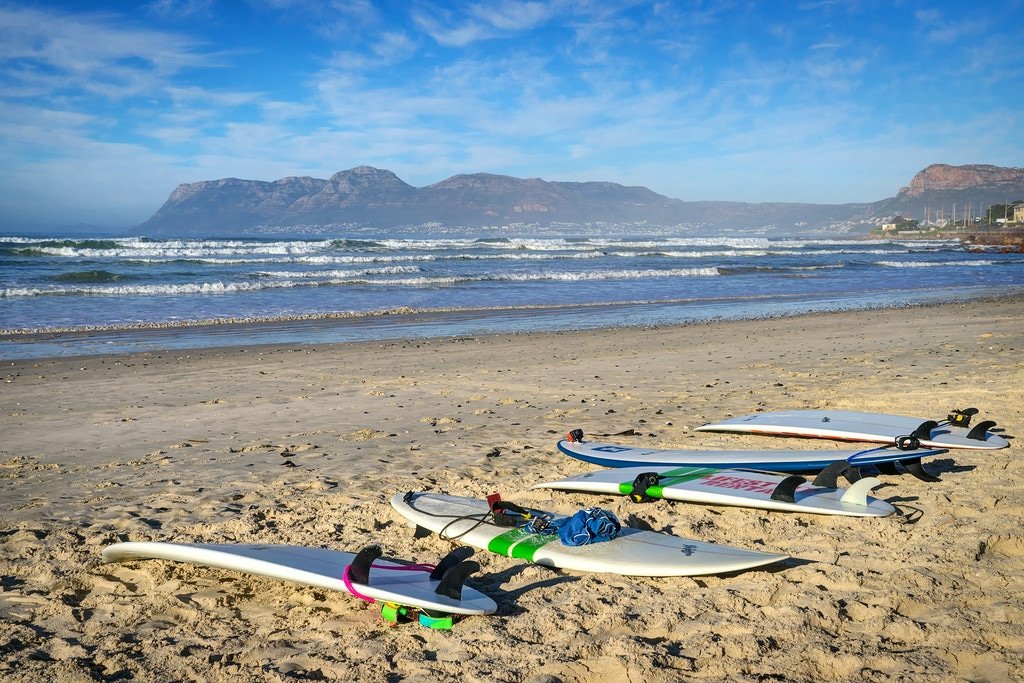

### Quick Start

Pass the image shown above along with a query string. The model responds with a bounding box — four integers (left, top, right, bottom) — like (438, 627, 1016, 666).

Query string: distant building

(881, 215, 919, 231)
(1015, 205, 1024, 223)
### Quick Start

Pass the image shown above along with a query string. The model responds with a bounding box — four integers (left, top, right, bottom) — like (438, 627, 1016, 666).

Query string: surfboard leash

(401, 491, 509, 541)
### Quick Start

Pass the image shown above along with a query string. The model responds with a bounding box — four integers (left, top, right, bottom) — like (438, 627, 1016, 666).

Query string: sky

(1, 0, 1022, 231)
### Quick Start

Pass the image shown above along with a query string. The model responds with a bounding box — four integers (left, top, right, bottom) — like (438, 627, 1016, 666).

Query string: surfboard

(695, 409, 1009, 450)
(557, 433, 947, 475)
(533, 465, 896, 517)
(391, 492, 788, 577)
(102, 542, 496, 621)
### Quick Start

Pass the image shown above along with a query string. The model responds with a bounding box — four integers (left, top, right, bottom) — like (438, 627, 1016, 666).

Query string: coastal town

(875, 200, 1024, 249)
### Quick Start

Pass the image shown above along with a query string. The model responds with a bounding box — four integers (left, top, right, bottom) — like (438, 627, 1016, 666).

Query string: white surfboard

(695, 409, 1008, 450)
(102, 542, 496, 616)
(534, 465, 895, 517)
(391, 492, 788, 577)
(557, 435, 946, 472)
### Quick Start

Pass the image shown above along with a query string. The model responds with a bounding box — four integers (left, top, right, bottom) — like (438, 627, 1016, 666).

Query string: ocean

(2, 234, 1023, 359)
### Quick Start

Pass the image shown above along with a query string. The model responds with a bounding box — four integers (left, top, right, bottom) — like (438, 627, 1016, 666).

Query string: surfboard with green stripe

(534, 464, 896, 517)
(391, 491, 789, 577)
(614, 466, 720, 497)
(487, 527, 560, 560)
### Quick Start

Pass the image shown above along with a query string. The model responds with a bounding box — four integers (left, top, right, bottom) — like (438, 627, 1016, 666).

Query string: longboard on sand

(557, 430, 948, 481)
(391, 491, 788, 577)
(102, 542, 496, 628)
(534, 465, 895, 517)
(695, 408, 1008, 450)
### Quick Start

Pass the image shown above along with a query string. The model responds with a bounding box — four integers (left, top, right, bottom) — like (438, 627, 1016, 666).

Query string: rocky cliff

(873, 164, 1024, 221)
(899, 164, 1024, 196)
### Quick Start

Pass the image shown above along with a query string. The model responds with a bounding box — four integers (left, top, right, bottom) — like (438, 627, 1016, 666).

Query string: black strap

(947, 407, 978, 426)
(895, 434, 921, 451)
(491, 501, 531, 527)
(629, 472, 661, 503)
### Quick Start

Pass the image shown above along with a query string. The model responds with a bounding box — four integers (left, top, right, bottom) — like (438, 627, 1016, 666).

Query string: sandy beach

(2, 298, 1022, 682)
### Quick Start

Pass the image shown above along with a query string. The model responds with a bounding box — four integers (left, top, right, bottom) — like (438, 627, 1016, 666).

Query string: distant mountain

(138, 163, 1024, 237)
(872, 164, 1024, 221)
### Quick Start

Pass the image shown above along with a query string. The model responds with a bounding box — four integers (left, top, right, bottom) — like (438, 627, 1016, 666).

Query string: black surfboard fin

(566, 428, 585, 443)
(813, 461, 854, 488)
(349, 544, 383, 584)
(434, 559, 480, 600)
(966, 420, 996, 442)
(430, 546, 475, 580)
(770, 475, 807, 503)
(902, 457, 941, 483)
(876, 462, 900, 476)
(910, 420, 939, 441)
(413, 525, 433, 539)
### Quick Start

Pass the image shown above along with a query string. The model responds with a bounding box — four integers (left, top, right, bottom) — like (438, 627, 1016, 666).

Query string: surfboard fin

(566, 428, 585, 443)
(875, 462, 899, 476)
(902, 458, 941, 483)
(434, 559, 481, 600)
(430, 546, 475, 580)
(349, 545, 383, 584)
(413, 525, 433, 539)
(966, 420, 996, 442)
(839, 476, 881, 507)
(770, 475, 807, 503)
(910, 420, 938, 442)
(812, 461, 858, 488)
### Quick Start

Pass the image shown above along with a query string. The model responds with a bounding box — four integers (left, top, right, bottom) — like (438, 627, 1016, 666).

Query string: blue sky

(1, 0, 1022, 230)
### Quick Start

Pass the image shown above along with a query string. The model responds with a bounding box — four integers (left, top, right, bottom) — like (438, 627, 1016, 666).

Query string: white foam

(877, 259, 994, 268)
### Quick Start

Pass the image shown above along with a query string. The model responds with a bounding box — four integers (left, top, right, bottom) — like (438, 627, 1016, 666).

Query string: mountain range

(139, 163, 1024, 237)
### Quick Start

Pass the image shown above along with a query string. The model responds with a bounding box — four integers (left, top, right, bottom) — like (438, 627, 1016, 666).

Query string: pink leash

(342, 562, 436, 602)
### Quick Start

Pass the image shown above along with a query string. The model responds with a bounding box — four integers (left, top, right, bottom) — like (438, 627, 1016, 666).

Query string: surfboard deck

(534, 465, 895, 517)
(695, 409, 1008, 450)
(102, 542, 496, 616)
(557, 437, 947, 472)
(391, 492, 788, 577)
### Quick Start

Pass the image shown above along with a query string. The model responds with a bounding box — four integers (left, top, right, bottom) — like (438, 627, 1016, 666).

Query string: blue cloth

(555, 507, 621, 546)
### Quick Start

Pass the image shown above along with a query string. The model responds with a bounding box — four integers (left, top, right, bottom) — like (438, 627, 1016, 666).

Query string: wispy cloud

(0, 5, 217, 99)
(2, 0, 1023, 229)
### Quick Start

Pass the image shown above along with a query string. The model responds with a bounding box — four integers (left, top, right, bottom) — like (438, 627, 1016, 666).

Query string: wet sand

(2, 297, 1022, 682)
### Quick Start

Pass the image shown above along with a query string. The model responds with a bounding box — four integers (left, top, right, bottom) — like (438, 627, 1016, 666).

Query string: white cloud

(467, 0, 557, 31)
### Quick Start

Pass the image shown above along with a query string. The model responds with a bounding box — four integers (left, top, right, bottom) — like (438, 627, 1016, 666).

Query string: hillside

(138, 163, 1024, 237)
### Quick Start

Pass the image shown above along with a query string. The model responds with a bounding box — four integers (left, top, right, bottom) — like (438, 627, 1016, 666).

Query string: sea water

(2, 234, 1023, 358)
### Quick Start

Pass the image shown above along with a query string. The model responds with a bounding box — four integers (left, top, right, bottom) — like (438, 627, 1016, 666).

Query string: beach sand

(2, 298, 1022, 682)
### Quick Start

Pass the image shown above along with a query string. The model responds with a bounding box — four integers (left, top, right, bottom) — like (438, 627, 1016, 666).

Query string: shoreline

(4, 286, 1022, 361)
(2, 297, 1022, 681)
